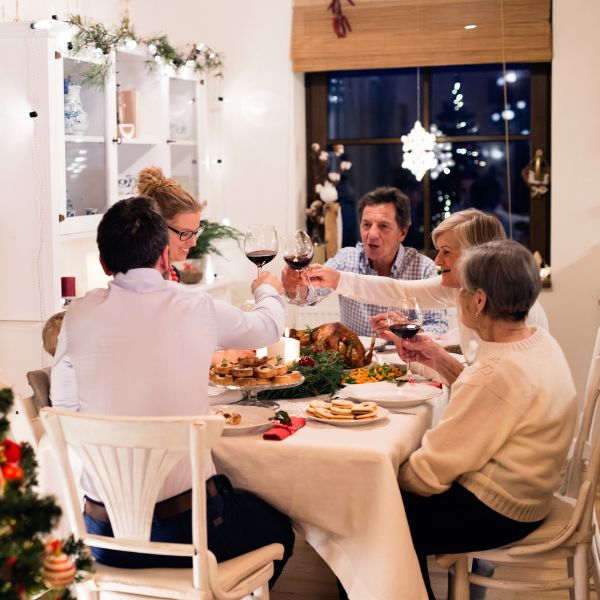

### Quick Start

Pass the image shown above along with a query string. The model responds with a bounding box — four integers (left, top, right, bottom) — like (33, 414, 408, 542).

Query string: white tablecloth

(212, 398, 438, 600)
(36, 390, 442, 600)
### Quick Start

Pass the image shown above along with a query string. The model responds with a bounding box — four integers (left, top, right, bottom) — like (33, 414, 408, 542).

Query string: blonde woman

(137, 166, 204, 281)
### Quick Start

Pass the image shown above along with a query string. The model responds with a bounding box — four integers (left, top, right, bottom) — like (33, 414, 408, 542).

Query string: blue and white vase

(64, 84, 89, 136)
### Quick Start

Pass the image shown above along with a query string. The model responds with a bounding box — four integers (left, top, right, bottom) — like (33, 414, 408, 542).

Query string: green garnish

(272, 410, 291, 425)
(258, 349, 344, 400)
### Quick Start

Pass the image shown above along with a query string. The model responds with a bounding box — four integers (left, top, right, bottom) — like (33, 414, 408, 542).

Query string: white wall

(542, 0, 600, 400)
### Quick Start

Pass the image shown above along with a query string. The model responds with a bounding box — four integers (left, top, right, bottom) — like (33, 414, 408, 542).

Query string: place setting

(208, 315, 443, 431)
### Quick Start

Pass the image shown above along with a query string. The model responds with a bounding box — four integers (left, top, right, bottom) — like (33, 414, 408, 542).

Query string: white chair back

(40, 408, 224, 593)
(8, 369, 52, 449)
(9, 393, 44, 448)
(563, 327, 600, 498)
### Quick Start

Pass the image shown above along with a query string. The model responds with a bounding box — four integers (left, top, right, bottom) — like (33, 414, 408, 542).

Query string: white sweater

(398, 328, 577, 522)
(336, 272, 549, 363)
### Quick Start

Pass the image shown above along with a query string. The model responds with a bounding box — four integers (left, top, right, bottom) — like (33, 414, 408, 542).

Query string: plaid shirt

(323, 243, 448, 337)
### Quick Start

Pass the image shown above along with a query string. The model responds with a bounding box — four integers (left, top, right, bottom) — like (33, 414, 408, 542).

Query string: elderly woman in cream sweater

(392, 240, 576, 599)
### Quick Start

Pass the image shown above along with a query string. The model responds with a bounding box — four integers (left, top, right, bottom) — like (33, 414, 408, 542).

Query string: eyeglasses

(167, 224, 205, 242)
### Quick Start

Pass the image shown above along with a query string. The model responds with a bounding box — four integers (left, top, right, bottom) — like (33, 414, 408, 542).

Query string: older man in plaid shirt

(284, 187, 447, 338)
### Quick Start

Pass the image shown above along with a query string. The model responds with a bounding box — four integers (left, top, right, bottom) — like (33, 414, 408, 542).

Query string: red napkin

(263, 416, 306, 441)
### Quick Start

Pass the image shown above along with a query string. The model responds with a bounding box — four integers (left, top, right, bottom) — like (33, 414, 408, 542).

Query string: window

(306, 64, 551, 260)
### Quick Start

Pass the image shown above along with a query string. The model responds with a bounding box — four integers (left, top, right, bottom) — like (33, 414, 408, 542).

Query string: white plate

(336, 382, 443, 408)
(211, 405, 275, 436)
(306, 406, 390, 427)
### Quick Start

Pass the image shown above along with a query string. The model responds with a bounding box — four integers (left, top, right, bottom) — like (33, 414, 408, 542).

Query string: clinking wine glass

(244, 224, 278, 276)
(387, 298, 423, 376)
(282, 230, 316, 305)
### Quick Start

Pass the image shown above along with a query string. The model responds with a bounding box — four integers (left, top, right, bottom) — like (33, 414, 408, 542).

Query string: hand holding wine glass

(387, 298, 423, 375)
(282, 230, 315, 304)
(244, 224, 278, 276)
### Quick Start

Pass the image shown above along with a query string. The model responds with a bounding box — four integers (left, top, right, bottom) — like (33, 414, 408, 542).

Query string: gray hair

(432, 208, 506, 250)
(460, 240, 541, 322)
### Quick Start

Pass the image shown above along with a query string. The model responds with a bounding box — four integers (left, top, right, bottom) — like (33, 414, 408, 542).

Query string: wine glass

(282, 230, 315, 304)
(244, 224, 278, 276)
(387, 298, 423, 376)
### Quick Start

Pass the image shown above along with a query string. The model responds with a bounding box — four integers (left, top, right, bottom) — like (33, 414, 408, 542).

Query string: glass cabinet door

(115, 49, 167, 200)
(63, 57, 108, 221)
(169, 77, 199, 199)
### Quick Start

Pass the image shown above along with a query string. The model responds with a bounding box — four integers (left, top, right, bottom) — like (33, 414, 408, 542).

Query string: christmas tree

(0, 385, 92, 599)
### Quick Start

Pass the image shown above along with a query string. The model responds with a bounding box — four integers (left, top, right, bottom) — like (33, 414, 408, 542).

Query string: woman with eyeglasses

(137, 166, 205, 282)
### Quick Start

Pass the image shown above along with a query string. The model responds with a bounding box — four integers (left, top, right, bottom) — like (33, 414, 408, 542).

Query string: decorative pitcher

(64, 84, 89, 136)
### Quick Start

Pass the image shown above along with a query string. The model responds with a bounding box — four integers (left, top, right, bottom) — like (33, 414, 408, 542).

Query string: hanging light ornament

(401, 122, 437, 181)
(401, 68, 438, 181)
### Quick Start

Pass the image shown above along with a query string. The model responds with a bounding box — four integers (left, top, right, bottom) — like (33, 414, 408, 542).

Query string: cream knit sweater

(399, 328, 577, 522)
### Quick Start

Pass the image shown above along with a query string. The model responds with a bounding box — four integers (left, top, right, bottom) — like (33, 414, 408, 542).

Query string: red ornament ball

(2, 463, 24, 482)
(43, 553, 76, 590)
(2, 439, 21, 463)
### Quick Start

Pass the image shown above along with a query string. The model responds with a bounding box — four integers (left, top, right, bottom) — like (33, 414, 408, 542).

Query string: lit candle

(256, 328, 300, 365)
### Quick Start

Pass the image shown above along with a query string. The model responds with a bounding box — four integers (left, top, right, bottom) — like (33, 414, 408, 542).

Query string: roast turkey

(290, 322, 374, 368)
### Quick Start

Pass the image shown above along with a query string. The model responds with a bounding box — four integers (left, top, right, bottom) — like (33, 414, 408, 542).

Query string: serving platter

(335, 381, 443, 408)
(209, 375, 305, 409)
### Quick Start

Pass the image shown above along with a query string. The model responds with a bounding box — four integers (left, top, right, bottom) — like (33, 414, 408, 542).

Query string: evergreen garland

(258, 349, 344, 400)
(66, 15, 223, 88)
(0, 386, 93, 599)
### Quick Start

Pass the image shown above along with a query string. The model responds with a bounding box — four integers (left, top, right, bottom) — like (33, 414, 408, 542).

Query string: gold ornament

(42, 552, 76, 590)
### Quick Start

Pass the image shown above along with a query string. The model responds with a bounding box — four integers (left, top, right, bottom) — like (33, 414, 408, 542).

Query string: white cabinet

(0, 22, 208, 395)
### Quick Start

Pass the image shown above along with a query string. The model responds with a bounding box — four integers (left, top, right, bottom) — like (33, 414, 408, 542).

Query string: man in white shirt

(51, 197, 294, 583)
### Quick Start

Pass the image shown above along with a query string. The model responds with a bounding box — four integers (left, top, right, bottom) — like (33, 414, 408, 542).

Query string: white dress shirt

(51, 268, 285, 501)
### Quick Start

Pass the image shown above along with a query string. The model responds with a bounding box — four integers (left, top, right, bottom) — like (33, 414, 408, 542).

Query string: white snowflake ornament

(401, 120, 438, 181)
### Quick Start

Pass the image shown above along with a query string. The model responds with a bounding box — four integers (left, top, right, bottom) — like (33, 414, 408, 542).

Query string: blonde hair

(431, 208, 506, 250)
(42, 311, 65, 357)
(136, 166, 202, 222)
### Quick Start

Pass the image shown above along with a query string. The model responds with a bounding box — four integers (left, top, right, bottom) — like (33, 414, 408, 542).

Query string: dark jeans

(402, 482, 543, 600)
(83, 474, 294, 587)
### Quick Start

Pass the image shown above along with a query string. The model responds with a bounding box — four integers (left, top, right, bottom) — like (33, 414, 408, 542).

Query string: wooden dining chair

(8, 369, 51, 449)
(40, 408, 284, 600)
(438, 336, 600, 600)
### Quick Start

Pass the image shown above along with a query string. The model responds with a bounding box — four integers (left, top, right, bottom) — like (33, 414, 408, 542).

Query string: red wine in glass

(283, 231, 317, 304)
(387, 299, 423, 375)
(246, 250, 277, 268)
(283, 252, 313, 271)
(244, 225, 278, 276)
(389, 323, 422, 338)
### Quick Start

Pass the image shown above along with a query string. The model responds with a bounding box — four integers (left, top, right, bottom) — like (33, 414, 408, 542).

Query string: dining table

(210, 389, 447, 600)
(36, 372, 446, 600)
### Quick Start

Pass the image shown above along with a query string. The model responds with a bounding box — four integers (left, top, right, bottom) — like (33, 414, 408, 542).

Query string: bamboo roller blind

(291, 0, 551, 72)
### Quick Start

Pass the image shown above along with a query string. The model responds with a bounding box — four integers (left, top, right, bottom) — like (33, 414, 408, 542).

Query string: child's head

(42, 312, 65, 357)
